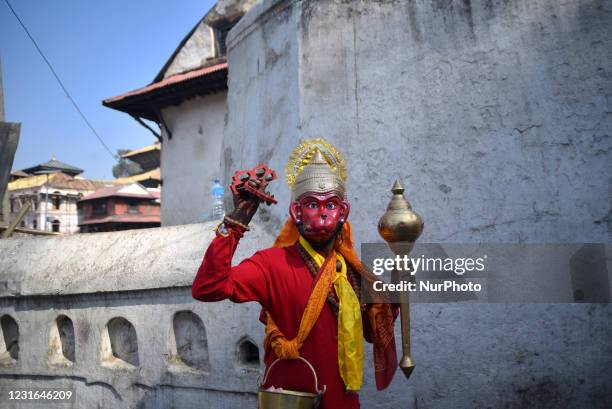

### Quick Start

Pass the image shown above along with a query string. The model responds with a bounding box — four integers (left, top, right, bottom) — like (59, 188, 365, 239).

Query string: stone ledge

(0, 221, 274, 298)
(226, 0, 293, 52)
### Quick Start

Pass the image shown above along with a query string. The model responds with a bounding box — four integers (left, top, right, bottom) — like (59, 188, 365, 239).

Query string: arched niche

(48, 315, 75, 365)
(237, 337, 260, 368)
(170, 311, 209, 371)
(0, 315, 19, 366)
(100, 317, 139, 369)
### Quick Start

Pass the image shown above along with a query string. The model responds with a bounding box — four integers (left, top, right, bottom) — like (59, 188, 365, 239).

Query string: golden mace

(378, 180, 424, 379)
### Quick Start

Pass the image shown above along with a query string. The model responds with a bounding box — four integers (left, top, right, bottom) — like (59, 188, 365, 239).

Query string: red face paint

(290, 192, 349, 244)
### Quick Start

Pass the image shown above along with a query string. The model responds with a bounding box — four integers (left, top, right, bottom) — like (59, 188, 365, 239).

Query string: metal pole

(44, 173, 49, 231)
(378, 180, 424, 380)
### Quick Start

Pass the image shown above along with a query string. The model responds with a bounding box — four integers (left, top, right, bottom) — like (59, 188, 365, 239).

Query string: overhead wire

(3, 0, 117, 160)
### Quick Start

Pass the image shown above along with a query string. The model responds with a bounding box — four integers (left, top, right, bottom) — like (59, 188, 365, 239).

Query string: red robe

(192, 226, 362, 408)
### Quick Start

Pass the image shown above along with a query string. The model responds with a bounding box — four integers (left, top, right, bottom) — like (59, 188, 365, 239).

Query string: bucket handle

(261, 356, 327, 395)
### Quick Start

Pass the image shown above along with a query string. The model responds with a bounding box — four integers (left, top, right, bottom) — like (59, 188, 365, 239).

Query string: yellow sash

(298, 236, 364, 391)
(265, 248, 336, 361)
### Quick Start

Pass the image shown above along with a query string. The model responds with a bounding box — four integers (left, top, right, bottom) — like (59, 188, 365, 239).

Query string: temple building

(115, 143, 162, 188)
(78, 183, 160, 233)
(19, 157, 84, 177)
(7, 157, 105, 233)
(103, 0, 257, 226)
(8, 151, 162, 234)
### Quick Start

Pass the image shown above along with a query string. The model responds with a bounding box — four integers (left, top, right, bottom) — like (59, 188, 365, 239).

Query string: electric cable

(3, 0, 117, 160)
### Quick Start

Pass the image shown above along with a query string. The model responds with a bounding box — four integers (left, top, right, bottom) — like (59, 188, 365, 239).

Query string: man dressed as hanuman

(192, 138, 398, 408)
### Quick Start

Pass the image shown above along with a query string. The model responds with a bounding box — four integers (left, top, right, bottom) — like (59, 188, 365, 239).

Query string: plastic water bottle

(211, 179, 225, 220)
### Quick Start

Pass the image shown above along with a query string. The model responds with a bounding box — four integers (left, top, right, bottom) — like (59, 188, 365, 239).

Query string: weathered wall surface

(223, 0, 612, 408)
(222, 0, 301, 228)
(161, 92, 227, 226)
(163, 20, 215, 79)
(225, 0, 612, 244)
(2, 1, 610, 408)
(0, 222, 274, 408)
(300, 0, 612, 245)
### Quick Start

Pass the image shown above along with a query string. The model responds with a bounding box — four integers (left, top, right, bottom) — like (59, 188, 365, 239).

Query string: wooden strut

(156, 109, 173, 140)
(1, 201, 31, 239)
(130, 115, 162, 142)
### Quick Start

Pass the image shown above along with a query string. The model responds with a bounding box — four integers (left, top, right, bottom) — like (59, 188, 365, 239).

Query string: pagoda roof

(21, 157, 83, 176)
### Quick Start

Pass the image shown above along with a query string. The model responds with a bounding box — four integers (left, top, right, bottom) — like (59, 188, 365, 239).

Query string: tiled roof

(21, 158, 84, 175)
(41, 158, 83, 172)
(120, 143, 161, 159)
(104, 62, 227, 105)
(102, 62, 227, 121)
(10, 170, 29, 178)
(7, 172, 106, 192)
(78, 214, 160, 226)
(81, 183, 155, 201)
(7, 174, 47, 190)
(120, 146, 160, 171)
(112, 168, 161, 185)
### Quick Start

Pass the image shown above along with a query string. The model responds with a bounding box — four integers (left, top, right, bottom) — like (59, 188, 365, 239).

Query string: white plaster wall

(222, 0, 302, 233)
(0, 222, 274, 408)
(9, 187, 84, 234)
(206, 0, 261, 24)
(222, 1, 612, 408)
(298, 0, 612, 245)
(164, 20, 216, 78)
(39, 195, 80, 234)
(160, 91, 227, 226)
(225, 0, 612, 244)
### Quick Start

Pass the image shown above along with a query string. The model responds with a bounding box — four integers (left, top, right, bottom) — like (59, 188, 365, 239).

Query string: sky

(1, 0, 216, 179)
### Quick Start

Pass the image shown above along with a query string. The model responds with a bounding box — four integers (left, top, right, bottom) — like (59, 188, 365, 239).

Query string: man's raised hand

(228, 164, 278, 226)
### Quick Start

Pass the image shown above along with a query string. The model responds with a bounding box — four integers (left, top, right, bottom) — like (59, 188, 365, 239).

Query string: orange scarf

(264, 250, 336, 359)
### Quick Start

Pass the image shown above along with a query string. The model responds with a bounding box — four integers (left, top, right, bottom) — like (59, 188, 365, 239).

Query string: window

(93, 201, 107, 216)
(0, 315, 19, 363)
(127, 199, 139, 214)
(214, 21, 236, 57)
(172, 311, 208, 370)
(33, 219, 37, 229)
(237, 338, 260, 367)
(52, 196, 61, 210)
(52, 220, 60, 233)
(9, 197, 20, 213)
(20, 221, 25, 228)
(101, 317, 139, 368)
(49, 315, 75, 365)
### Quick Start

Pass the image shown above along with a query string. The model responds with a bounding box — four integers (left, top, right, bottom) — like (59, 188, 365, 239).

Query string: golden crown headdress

(285, 138, 347, 200)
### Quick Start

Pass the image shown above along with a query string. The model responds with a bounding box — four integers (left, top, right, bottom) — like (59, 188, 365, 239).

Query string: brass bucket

(258, 357, 326, 409)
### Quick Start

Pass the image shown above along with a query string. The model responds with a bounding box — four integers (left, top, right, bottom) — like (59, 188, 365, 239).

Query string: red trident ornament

(230, 164, 278, 205)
